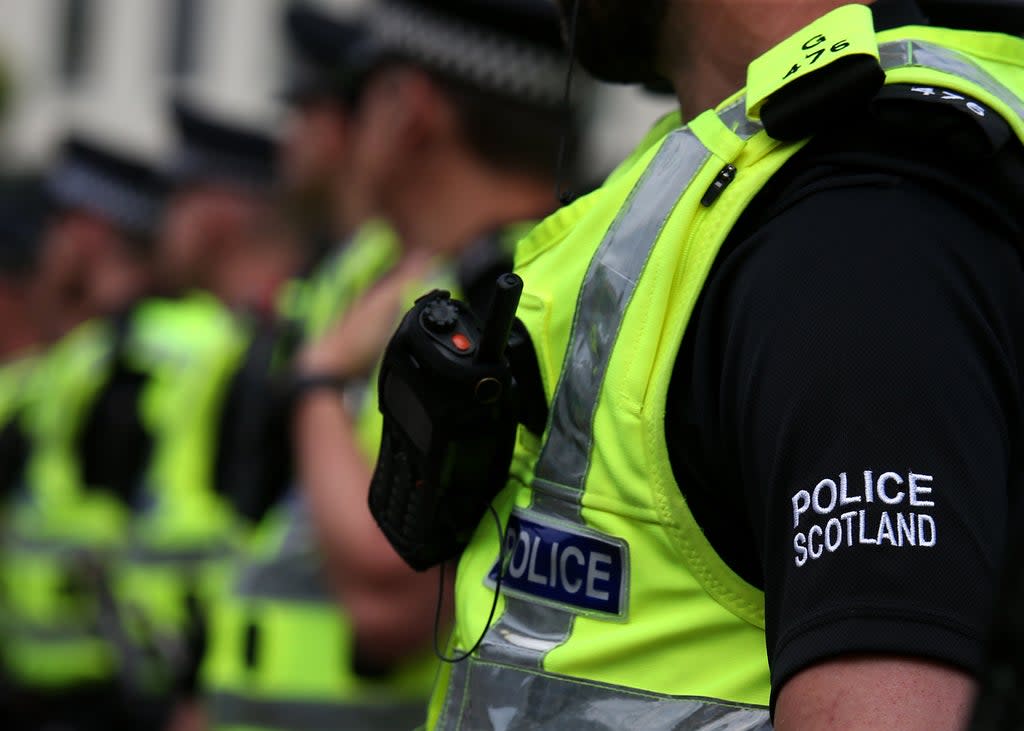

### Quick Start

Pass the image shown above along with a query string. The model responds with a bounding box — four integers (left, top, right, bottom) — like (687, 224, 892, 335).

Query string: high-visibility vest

(277, 220, 400, 343)
(110, 294, 249, 693)
(0, 319, 128, 687)
(0, 295, 245, 690)
(431, 10, 1024, 729)
(202, 222, 435, 731)
(202, 494, 438, 731)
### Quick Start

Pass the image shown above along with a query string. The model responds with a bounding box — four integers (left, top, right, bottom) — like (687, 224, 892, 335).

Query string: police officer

(31, 138, 160, 343)
(199, 1, 577, 729)
(0, 178, 47, 360)
(290, 0, 574, 692)
(109, 99, 306, 731)
(196, 9, 434, 730)
(0, 136, 168, 731)
(0, 178, 49, 493)
(371, 0, 1024, 728)
(162, 98, 300, 317)
(274, 1, 400, 345)
(278, 0, 364, 262)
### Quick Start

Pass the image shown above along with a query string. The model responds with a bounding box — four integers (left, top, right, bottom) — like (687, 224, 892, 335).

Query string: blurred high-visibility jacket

(201, 221, 440, 731)
(0, 294, 243, 692)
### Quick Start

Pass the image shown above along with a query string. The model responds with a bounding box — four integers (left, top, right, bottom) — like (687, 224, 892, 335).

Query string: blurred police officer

(0, 177, 48, 360)
(0, 136, 168, 731)
(196, 7, 433, 730)
(278, 1, 361, 259)
(199, 1, 578, 729)
(162, 98, 300, 318)
(275, 2, 400, 346)
(32, 138, 160, 343)
(106, 99, 309, 731)
(289, 0, 575, 713)
(0, 177, 50, 493)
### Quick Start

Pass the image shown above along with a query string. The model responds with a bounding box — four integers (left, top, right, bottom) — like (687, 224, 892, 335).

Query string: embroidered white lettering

(808, 525, 824, 559)
(909, 472, 934, 507)
(876, 511, 897, 546)
(858, 510, 877, 544)
(791, 470, 938, 565)
(840, 511, 857, 546)
(877, 472, 905, 505)
(812, 479, 838, 514)
(839, 472, 860, 505)
(825, 518, 842, 552)
(794, 533, 808, 567)
(793, 490, 811, 528)
(864, 470, 875, 502)
(919, 514, 937, 546)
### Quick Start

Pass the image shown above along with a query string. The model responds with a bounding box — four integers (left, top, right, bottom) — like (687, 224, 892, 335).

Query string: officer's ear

(363, 66, 457, 158)
(396, 70, 461, 154)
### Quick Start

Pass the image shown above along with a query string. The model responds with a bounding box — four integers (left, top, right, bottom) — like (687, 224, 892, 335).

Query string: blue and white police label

(486, 509, 629, 619)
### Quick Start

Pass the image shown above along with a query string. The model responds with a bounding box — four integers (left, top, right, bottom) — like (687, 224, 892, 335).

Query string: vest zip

(700, 164, 737, 207)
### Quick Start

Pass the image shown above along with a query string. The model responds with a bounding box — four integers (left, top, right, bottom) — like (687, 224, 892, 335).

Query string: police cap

(282, 1, 367, 104)
(46, 136, 167, 239)
(358, 0, 569, 109)
(169, 97, 278, 191)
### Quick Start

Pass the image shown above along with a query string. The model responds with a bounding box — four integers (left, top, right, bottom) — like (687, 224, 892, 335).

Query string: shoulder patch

(872, 83, 1013, 158)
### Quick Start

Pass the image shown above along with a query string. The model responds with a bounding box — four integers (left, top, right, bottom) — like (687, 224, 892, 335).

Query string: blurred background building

(0, 0, 673, 179)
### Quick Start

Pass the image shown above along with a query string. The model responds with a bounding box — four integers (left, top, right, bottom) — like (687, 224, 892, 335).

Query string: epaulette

(746, 4, 885, 141)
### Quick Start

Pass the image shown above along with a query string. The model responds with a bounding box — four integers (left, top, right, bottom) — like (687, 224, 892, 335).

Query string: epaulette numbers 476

(784, 34, 850, 80)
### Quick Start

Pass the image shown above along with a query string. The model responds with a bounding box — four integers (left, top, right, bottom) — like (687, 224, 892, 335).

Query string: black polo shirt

(664, 0, 1024, 712)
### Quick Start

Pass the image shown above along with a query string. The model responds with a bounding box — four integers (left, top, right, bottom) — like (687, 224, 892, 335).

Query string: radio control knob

(422, 300, 459, 333)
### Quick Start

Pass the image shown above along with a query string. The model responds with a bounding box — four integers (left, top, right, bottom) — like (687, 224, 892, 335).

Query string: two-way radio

(369, 274, 523, 571)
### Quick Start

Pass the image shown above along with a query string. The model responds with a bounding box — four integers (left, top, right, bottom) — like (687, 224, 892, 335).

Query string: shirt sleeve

(702, 171, 1023, 710)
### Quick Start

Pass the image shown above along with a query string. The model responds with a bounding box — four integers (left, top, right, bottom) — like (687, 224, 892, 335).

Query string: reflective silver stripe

(5, 625, 104, 643)
(234, 497, 333, 602)
(439, 660, 770, 731)
(479, 125, 718, 672)
(125, 543, 235, 565)
(209, 690, 426, 731)
(719, 97, 765, 139)
(878, 39, 1024, 120)
(233, 553, 331, 602)
(2, 533, 111, 555)
(533, 125, 714, 499)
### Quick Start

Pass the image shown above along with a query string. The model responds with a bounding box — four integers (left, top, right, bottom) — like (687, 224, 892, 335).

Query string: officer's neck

(661, 0, 878, 120)
(391, 153, 554, 258)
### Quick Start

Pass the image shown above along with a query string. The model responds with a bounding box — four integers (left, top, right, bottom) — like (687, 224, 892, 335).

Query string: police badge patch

(486, 508, 629, 620)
